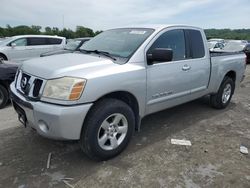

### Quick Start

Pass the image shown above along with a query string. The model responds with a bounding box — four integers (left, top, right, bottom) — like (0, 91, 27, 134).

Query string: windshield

(65, 40, 81, 50)
(80, 28, 154, 58)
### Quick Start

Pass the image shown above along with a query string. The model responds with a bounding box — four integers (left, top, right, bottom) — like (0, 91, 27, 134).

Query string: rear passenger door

(26, 37, 49, 58)
(184, 29, 210, 94)
(27, 37, 58, 58)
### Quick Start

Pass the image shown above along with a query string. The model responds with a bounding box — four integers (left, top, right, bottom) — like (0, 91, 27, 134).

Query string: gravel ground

(0, 66, 250, 188)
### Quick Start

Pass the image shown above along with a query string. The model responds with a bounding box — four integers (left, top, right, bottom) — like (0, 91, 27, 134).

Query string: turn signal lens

(69, 81, 85, 100)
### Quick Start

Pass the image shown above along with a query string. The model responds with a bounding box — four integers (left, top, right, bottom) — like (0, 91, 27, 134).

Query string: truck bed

(208, 51, 246, 94)
(210, 51, 245, 57)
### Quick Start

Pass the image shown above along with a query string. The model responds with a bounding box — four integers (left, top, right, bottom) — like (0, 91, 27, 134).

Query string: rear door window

(185, 29, 205, 58)
(48, 38, 62, 45)
(28, 37, 47, 46)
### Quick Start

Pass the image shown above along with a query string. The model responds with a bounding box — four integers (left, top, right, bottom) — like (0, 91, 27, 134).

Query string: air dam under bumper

(10, 83, 93, 140)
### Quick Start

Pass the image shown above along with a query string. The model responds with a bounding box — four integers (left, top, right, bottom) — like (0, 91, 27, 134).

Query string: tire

(0, 85, 8, 109)
(210, 77, 235, 109)
(0, 54, 7, 62)
(80, 98, 135, 161)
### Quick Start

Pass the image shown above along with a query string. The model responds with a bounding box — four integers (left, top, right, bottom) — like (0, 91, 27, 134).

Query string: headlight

(42, 77, 87, 101)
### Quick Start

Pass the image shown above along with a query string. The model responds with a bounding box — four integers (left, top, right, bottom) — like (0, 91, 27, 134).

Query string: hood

(0, 62, 18, 80)
(21, 53, 116, 79)
(40, 49, 71, 57)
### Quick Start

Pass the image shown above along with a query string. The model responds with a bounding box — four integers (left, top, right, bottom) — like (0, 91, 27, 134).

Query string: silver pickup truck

(10, 25, 246, 160)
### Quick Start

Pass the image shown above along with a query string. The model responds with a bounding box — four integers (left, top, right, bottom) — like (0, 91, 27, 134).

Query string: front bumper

(10, 83, 93, 140)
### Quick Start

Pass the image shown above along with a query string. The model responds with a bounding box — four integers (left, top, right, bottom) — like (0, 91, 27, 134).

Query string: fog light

(38, 120, 49, 133)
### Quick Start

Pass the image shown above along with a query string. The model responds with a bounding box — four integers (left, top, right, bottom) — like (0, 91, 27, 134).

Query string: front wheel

(80, 99, 135, 161)
(210, 77, 235, 109)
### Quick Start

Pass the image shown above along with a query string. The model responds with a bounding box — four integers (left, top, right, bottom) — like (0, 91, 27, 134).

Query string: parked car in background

(213, 40, 249, 64)
(11, 25, 246, 160)
(208, 38, 225, 44)
(40, 37, 91, 57)
(243, 43, 250, 64)
(0, 35, 66, 62)
(208, 41, 225, 51)
(217, 40, 247, 52)
(0, 60, 18, 108)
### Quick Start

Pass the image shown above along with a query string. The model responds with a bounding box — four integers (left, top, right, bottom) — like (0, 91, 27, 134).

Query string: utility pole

(62, 14, 65, 29)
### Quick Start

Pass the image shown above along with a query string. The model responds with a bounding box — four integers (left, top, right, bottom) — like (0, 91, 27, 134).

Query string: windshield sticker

(130, 30, 147, 35)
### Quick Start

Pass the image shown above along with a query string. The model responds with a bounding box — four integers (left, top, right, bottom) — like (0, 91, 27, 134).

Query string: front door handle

(182, 64, 191, 71)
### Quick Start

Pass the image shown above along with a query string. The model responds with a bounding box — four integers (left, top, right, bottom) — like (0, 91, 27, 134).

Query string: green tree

(95, 30, 103, 36)
(51, 27, 60, 35)
(59, 28, 75, 39)
(31, 25, 42, 34)
(44, 27, 53, 35)
(75, 26, 94, 37)
(205, 29, 250, 40)
(1, 25, 248, 40)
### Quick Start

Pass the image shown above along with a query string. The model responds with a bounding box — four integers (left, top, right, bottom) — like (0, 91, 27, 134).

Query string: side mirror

(147, 48, 173, 65)
(11, 43, 16, 48)
(244, 46, 250, 53)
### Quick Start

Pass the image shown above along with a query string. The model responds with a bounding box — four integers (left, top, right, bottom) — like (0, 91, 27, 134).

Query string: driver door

(146, 29, 192, 114)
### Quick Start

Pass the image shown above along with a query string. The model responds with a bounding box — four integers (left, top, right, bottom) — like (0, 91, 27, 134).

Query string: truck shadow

(129, 96, 236, 152)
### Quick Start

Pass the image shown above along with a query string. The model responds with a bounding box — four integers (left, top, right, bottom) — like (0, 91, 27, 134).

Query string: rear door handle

(182, 64, 191, 71)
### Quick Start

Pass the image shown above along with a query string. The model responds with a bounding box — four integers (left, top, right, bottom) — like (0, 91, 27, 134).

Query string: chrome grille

(33, 79, 43, 97)
(16, 70, 45, 99)
(20, 73, 31, 95)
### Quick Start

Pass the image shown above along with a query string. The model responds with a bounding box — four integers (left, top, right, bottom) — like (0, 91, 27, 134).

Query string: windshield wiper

(79, 49, 117, 61)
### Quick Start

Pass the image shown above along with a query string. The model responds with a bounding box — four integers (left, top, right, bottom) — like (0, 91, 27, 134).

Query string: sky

(0, 0, 249, 31)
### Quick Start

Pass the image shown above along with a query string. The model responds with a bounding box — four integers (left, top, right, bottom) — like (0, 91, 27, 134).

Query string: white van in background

(0, 35, 66, 62)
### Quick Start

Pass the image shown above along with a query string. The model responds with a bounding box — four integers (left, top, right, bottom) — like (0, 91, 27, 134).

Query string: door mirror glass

(11, 42, 16, 48)
(147, 48, 173, 65)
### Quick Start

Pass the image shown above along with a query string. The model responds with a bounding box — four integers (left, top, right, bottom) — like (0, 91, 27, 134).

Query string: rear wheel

(80, 98, 135, 161)
(0, 85, 8, 109)
(210, 77, 235, 109)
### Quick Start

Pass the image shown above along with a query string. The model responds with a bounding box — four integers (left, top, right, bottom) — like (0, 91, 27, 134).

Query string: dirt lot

(0, 66, 250, 188)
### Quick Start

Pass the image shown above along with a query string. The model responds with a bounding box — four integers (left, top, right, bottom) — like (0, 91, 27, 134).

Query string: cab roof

(11, 35, 65, 39)
(114, 24, 203, 32)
